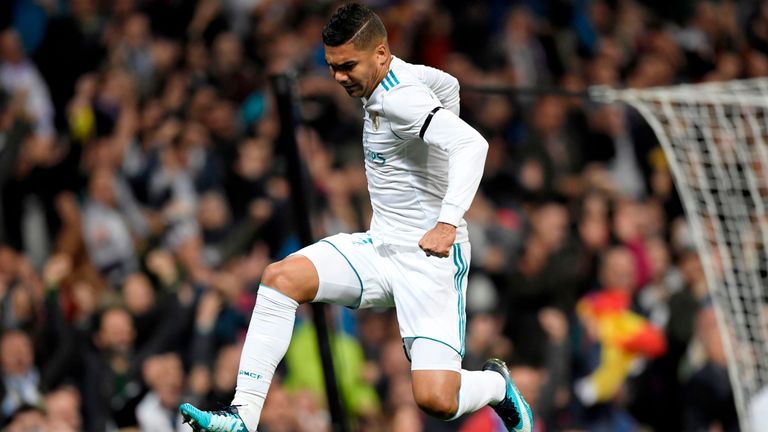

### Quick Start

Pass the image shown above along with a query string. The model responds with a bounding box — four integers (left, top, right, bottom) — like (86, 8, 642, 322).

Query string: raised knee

(413, 389, 458, 420)
(261, 262, 297, 296)
(260, 259, 316, 303)
(261, 262, 287, 290)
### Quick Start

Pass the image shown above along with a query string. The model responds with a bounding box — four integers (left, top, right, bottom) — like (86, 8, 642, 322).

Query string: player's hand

(418, 222, 456, 258)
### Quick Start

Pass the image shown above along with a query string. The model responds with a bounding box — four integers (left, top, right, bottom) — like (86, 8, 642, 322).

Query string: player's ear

(375, 42, 388, 65)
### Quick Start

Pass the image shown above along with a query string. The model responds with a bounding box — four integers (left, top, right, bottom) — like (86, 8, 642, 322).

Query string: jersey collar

(363, 56, 399, 106)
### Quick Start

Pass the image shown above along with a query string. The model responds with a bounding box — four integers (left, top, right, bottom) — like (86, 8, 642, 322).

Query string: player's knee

(261, 262, 283, 288)
(261, 260, 316, 303)
(261, 262, 298, 298)
(413, 386, 458, 420)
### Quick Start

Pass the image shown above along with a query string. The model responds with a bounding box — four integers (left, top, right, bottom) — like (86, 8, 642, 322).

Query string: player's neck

(367, 55, 393, 98)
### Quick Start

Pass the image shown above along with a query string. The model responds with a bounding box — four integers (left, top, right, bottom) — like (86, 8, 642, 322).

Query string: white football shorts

(294, 232, 470, 361)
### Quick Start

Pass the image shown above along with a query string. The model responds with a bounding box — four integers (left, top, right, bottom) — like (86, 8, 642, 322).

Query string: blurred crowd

(0, 0, 764, 430)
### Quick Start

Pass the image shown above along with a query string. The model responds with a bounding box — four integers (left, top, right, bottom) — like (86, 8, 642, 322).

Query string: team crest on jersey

(372, 112, 380, 130)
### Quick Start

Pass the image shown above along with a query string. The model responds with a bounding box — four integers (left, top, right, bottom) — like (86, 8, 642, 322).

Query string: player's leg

(411, 369, 460, 418)
(394, 244, 533, 431)
(181, 233, 389, 431)
(181, 254, 317, 431)
(407, 327, 534, 432)
(229, 254, 318, 429)
(408, 338, 507, 420)
(234, 232, 391, 430)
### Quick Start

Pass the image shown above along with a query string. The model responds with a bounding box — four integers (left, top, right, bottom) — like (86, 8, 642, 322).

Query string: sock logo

(238, 370, 262, 380)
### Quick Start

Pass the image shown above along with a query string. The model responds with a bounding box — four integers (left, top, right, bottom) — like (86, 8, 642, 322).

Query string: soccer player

(180, 3, 533, 431)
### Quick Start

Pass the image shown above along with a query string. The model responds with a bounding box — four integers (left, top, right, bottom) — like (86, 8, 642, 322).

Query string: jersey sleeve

(382, 85, 443, 140)
(411, 64, 460, 115)
(422, 109, 489, 226)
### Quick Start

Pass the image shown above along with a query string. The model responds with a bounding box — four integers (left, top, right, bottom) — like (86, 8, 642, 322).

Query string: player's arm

(384, 86, 488, 257)
(422, 108, 488, 226)
(412, 64, 461, 115)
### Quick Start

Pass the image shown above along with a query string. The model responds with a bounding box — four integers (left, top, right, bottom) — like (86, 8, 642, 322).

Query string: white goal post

(592, 78, 768, 432)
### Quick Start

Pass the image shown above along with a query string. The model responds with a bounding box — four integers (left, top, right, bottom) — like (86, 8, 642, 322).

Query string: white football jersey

(360, 56, 488, 246)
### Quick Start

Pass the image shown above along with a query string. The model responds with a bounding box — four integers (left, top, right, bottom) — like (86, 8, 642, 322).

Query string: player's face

(325, 41, 386, 98)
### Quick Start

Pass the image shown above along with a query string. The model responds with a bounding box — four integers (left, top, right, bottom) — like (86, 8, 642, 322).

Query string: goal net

(593, 79, 768, 432)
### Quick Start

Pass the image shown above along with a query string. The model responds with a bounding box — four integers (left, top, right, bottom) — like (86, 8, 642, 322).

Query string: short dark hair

(322, 3, 387, 49)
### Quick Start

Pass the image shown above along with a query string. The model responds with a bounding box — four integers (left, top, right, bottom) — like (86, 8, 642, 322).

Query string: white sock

(232, 285, 298, 430)
(449, 370, 507, 420)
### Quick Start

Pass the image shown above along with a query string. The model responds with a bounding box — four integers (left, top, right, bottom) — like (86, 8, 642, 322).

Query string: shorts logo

(238, 370, 262, 380)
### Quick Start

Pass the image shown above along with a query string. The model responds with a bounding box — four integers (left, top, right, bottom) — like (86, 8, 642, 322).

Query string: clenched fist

(418, 222, 456, 258)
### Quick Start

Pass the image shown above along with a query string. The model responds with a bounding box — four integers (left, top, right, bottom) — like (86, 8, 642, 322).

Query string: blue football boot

(483, 358, 534, 432)
(180, 403, 248, 432)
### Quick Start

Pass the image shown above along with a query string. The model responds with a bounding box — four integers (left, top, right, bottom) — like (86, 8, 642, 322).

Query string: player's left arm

(384, 85, 489, 258)
(411, 64, 460, 115)
(418, 108, 488, 257)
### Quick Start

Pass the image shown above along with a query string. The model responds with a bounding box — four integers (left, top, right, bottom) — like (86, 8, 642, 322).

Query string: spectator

(122, 271, 191, 356)
(586, 105, 645, 199)
(178, 121, 225, 194)
(197, 190, 234, 266)
(112, 14, 155, 97)
(210, 32, 260, 104)
(82, 306, 144, 431)
(0, 252, 44, 334)
(0, 330, 42, 422)
(498, 7, 551, 88)
(683, 306, 738, 432)
(515, 96, 584, 198)
(0, 29, 54, 138)
(44, 386, 82, 432)
(81, 166, 146, 286)
(503, 200, 579, 365)
(136, 352, 186, 431)
(4, 404, 46, 432)
(612, 199, 653, 289)
(573, 247, 661, 429)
